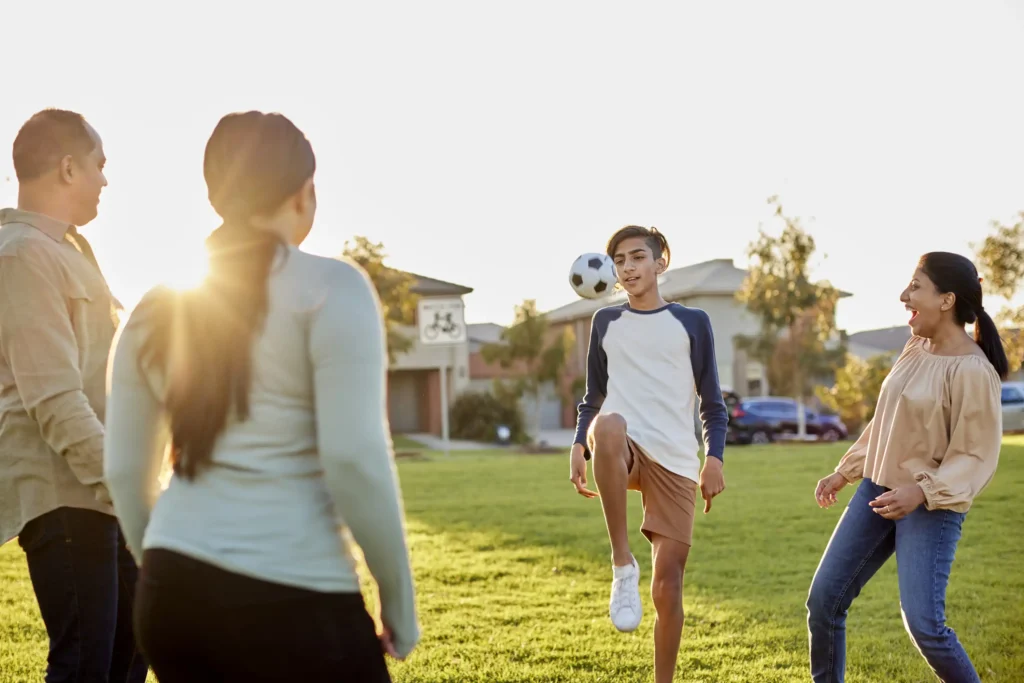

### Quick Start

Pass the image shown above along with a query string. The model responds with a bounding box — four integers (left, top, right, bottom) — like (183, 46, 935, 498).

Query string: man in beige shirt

(0, 109, 147, 683)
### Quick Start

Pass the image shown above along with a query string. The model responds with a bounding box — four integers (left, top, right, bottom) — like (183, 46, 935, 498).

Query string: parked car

(727, 396, 848, 445)
(1001, 382, 1024, 433)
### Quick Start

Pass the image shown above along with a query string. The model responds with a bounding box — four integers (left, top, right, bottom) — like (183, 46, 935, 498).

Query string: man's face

(66, 123, 107, 226)
(613, 236, 664, 297)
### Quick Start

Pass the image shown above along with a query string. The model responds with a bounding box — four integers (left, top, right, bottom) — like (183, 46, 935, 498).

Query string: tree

(481, 300, 574, 441)
(737, 196, 845, 438)
(973, 212, 1024, 374)
(341, 236, 419, 363)
(814, 352, 892, 434)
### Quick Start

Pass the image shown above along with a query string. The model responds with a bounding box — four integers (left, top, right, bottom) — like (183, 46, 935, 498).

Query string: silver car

(1001, 382, 1024, 432)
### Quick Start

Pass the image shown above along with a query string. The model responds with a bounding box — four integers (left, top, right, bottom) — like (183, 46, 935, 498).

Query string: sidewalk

(406, 433, 495, 451)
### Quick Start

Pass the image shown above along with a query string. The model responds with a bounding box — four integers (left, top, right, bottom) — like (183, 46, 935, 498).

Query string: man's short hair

(12, 109, 95, 182)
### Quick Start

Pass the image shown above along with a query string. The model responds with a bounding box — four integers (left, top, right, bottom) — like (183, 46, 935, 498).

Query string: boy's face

(612, 236, 666, 298)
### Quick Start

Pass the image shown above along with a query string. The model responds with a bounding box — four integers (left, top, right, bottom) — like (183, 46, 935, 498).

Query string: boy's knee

(591, 413, 626, 444)
(651, 572, 683, 614)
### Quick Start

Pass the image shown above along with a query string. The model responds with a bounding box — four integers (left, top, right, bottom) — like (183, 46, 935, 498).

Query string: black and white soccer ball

(568, 252, 617, 300)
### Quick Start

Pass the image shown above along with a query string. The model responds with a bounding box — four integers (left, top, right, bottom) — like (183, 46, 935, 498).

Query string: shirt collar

(0, 208, 74, 242)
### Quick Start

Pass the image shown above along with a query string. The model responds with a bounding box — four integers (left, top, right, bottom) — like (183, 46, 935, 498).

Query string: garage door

(388, 371, 422, 433)
(520, 382, 564, 431)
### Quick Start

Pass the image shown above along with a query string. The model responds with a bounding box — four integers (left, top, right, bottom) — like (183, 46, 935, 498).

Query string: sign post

(417, 298, 466, 457)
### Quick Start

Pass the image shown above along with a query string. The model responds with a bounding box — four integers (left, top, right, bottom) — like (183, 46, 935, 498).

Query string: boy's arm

(690, 310, 728, 462)
(573, 313, 608, 460)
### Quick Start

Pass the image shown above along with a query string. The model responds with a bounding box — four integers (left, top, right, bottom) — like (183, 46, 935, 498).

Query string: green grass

(393, 434, 428, 451)
(2, 442, 1022, 682)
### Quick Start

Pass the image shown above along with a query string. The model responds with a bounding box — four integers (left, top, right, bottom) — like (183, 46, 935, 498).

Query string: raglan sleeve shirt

(573, 311, 608, 460)
(689, 309, 728, 461)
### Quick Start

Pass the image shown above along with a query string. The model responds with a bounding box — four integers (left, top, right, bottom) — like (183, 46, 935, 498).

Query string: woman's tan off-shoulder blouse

(835, 336, 1002, 512)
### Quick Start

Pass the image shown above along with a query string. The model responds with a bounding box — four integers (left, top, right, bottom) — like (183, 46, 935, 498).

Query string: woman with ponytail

(102, 111, 418, 682)
(807, 252, 1006, 682)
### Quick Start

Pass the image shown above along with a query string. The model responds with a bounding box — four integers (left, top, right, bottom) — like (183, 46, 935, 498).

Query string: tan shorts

(588, 430, 698, 547)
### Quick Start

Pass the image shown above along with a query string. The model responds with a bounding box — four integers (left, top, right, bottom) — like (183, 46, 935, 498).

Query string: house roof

(544, 258, 852, 324)
(467, 322, 505, 352)
(405, 271, 474, 296)
(846, 326, 913, 355)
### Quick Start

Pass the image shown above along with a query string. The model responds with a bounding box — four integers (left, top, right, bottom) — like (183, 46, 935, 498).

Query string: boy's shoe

(609, 555, 642, 632)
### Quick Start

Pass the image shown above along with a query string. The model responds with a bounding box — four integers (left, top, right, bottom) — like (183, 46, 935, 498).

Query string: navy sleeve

(689, 310, 728, 461)
(573, 312, 608, 460)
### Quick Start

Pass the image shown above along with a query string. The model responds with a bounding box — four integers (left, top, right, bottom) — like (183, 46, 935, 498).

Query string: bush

(449, 390, 527, 444)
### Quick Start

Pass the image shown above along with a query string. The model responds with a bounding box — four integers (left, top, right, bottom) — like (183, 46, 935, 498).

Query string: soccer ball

(569, 253, 617, 300)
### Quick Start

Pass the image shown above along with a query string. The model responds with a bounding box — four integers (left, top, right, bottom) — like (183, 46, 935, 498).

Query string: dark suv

(726, 397, 848, 445)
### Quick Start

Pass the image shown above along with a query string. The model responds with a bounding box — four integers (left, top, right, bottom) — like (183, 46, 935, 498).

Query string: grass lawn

(2, 441, 1022, 682)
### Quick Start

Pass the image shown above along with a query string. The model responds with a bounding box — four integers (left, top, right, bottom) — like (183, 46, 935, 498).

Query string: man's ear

(59, 155, 75, 184)
(655, 257, 667, 275)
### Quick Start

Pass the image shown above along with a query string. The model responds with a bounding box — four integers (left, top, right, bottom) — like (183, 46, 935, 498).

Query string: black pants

(135, 549, 392, 682)
(18, 507, 148, 683)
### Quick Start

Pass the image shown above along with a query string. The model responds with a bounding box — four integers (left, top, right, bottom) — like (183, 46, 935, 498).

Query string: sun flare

(159, 250, 210, 292)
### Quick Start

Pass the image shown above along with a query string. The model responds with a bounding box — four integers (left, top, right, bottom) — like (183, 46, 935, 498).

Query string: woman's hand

(815, 472, 848, 508)
(379, 625, 403, 660)
(869, 486, 925, 520)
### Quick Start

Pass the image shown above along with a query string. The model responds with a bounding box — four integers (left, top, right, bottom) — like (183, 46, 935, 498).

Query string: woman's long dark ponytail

(137, 111, 315, 479)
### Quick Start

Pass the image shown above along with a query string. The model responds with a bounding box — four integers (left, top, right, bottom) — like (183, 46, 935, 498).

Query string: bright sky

(2, 0, 1023, 334)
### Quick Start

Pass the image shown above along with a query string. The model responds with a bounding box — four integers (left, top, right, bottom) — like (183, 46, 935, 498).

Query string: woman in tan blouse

(806, 252, 1007, 683)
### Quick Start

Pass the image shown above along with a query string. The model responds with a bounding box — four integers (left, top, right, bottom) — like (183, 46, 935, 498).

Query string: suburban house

(545, 258, 777, 430)
(386, 272, 474, 435)
(465, 258, 855, 432)
(848, 325, 1024, 381)
(846, 326, 912, 363)
(399, 258, 861, 437)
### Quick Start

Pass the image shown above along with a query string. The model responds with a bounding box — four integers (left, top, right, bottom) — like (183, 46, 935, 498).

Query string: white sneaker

(609, 555, 642, 632)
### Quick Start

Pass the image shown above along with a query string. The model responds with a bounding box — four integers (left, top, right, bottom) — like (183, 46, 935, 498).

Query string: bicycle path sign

(417, 298, 465, 345)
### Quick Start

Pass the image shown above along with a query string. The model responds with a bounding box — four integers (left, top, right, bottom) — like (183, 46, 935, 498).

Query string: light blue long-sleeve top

(103, 246, 419, 657)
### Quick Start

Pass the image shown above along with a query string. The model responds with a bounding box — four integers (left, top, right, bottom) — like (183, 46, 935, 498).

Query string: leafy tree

(482, 300, 574, 440)
(814, 352, 892, 434)
(737, 196, 845, 437)
(973, 212, 1024, 374)
(341, 236, 419, 363)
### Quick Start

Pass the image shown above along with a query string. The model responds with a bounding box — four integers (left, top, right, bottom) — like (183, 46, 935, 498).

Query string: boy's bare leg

(651, 534, 690, 683)
(590, 413, 634, 566)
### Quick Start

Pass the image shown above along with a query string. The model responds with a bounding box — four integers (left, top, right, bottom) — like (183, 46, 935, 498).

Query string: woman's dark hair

(606, 225, 671, 267)
(918, 251, 1009, 379)
(137, 111, 316, 478)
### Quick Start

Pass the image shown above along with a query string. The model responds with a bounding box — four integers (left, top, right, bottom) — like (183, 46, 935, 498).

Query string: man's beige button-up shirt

(0, 208, 119, 544)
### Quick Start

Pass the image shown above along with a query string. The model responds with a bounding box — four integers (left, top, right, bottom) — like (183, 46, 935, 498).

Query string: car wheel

(821, 428, 840, 442)
(751, 430, 771, 445)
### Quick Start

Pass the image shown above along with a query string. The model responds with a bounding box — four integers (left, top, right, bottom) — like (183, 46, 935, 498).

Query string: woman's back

(140, 248, 361, 590)
(105, 246, 419, 656)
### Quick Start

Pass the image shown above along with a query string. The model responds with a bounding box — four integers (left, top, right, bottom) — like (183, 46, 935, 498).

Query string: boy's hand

(699, 456, 725, 513)
(569, 443, 599, 499)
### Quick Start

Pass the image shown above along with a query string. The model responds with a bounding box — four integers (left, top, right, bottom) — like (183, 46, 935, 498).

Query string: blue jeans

(18, 507, 148, 683)
(806, 479, 979, 683)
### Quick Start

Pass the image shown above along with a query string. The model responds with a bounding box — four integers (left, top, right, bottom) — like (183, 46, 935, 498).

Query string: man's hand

(870, 485, 925, 520)
(699, 456, 725, 513)
(569, 443, 599, 499)
(814, 472, 848, 509)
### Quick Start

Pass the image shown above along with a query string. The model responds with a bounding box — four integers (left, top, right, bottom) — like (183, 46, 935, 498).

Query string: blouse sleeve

(914, 359, 1002, 511)
(835, 419, 872, 483)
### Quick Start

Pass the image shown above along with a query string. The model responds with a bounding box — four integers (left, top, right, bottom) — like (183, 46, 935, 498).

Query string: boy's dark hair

(12, 109, 95, 182)
(606, 225, 671, 267)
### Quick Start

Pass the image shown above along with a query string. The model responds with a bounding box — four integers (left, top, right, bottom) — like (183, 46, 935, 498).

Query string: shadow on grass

(394, 443, 1024, 682)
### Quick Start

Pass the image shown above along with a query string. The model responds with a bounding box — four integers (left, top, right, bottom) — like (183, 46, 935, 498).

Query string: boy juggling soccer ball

(569, 225, 729, 683)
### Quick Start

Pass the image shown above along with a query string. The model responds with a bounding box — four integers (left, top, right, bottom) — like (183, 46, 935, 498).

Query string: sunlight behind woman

(159, 246, 210, 291)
